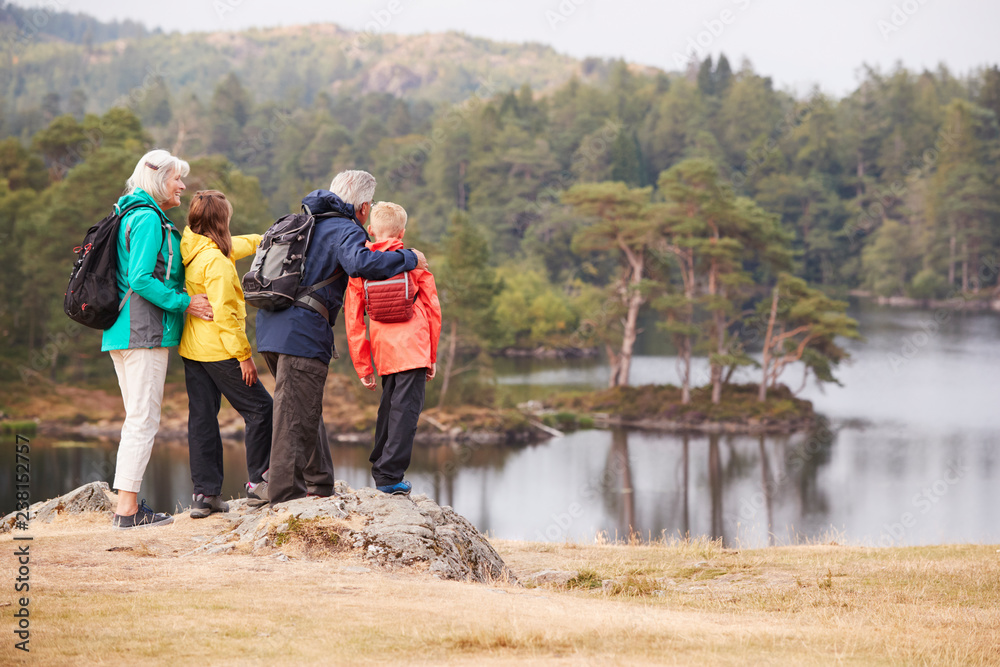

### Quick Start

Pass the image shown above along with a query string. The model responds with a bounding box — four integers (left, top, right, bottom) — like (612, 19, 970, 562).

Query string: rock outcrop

(1, 481, 515, 585)
(0, 481, 114, 532)
(188, 483, 516, 585)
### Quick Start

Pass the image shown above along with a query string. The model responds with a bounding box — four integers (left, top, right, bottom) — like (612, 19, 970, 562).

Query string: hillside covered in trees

(1, 4, 998, 406)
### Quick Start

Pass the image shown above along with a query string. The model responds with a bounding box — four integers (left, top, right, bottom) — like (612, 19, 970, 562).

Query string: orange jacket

(344, 238, 442, 378)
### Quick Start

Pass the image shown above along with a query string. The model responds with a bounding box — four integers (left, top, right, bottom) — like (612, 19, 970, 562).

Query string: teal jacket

(101, 188, 191, 351)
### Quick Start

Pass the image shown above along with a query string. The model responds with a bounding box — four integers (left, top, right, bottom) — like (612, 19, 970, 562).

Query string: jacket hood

(365, 237, 405, 252)
(302, 189, 356, 220)
(180, 226, 219, 266)
(116, 187, 163, 214)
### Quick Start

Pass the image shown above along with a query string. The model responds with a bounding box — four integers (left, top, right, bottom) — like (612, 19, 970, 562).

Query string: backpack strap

(362, 271, 413, 304)
(294, 268, 345, 323)
(120, 203, 174, 311)
(291, 206, 350, 323)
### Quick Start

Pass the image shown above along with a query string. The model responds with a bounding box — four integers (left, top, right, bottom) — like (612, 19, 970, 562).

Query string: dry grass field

(2, 510, 998, 666)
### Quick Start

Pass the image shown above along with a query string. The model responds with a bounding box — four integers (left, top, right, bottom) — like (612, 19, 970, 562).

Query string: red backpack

(363, 271, 418, 323)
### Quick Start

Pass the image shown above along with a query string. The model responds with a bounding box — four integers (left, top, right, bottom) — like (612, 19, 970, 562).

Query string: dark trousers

(371, 368, 426, 486)
(184, 357, 273, 496)
(261, 351, 335, 505)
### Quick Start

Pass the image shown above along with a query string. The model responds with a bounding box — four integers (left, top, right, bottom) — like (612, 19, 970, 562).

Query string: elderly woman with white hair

(103, 149, 214, 529)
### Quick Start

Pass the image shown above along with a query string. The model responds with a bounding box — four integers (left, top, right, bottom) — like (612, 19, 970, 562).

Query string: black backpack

(64, 202, 169, 330)
(242, 205, 344, 322)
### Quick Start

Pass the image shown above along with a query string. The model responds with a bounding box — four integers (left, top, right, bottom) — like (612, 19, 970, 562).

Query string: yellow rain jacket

(178, 228, 262, 362)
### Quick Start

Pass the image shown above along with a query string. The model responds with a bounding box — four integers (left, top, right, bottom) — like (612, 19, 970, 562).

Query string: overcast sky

(23, 0, 1000, 95)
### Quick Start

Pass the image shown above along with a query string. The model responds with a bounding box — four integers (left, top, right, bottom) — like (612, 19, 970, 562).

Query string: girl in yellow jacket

(179, 190, 271, 518)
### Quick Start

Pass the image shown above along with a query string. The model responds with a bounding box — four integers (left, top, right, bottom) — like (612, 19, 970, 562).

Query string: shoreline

(31, 408, 817, 445)
(591, 415, 815, 435)
(849, 289, 1000, 311)
(35, 419, 550, 446)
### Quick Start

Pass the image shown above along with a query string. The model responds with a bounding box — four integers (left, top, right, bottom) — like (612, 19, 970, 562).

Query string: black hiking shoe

(112, 499, 174, 530)
(190, 494, 229, 519)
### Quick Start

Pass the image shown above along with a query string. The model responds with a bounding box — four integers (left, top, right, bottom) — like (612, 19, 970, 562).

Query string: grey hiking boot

(246, 481, 269, 507)
(190, 494, 229, 519)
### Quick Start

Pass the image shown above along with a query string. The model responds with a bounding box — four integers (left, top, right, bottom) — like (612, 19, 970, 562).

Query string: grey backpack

(241, 206, 341, 321)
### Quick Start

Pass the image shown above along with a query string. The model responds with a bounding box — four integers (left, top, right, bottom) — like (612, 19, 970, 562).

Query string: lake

(3, 302, 997, 547)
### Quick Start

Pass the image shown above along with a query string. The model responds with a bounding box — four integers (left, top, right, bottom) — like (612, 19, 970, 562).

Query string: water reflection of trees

(791, 421, 834, 520)
(385, 441, 522, 508)
(0, 438, 185, 515)
(591, 424, 833, 547)
(708, 435, 724, 542)
(612, 429, 635, 537)
(596, 429, 637, 539)
(758, 436, 775, 546)
(8, 426, 836, 546)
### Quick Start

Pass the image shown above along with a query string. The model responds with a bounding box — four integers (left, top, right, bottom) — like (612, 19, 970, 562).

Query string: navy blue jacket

(255, 190, 417, 364)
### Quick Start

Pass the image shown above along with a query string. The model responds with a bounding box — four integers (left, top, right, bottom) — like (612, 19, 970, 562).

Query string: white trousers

(110, 348, 169, 493)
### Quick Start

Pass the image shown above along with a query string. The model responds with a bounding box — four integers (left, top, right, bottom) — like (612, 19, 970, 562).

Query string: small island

(544, 382, 815, 434)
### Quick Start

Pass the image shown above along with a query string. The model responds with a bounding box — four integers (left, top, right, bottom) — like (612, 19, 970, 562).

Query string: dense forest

(1, 4, 998, 405)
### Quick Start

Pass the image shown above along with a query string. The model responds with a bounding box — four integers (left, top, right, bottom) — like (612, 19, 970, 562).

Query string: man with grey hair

(255, 170, 427, 505)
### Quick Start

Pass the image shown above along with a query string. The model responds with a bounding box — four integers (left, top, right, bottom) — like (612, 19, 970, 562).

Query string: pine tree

(861, 219, 917, 296)
(757, 273, 860, 401)
(564, 181, 655, 387)
(656, 158, 790, 404)
(209, 72, 252, 157)
(609, 128, 642, 186)
(697, 57, 715, 97)
(435, 211, 500, 407)
(928, 100, 1000, 293)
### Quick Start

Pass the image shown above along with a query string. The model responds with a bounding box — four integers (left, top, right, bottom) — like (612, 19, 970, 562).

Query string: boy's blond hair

(369, 202, 407, 240)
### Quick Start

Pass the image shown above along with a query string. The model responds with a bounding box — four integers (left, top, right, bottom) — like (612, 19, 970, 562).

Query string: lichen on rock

(187, 483, 516, 585)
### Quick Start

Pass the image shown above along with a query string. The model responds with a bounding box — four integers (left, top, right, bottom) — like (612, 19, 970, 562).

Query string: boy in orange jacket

(344, 202, 442, 495)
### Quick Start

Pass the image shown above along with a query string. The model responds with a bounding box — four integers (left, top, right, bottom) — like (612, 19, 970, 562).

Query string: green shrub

(567, 569, 603, 590)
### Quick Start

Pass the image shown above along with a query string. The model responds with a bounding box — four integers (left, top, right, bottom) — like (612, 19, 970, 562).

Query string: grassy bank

(546, 383, 815, 433)
(1, 512, 997, 665)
